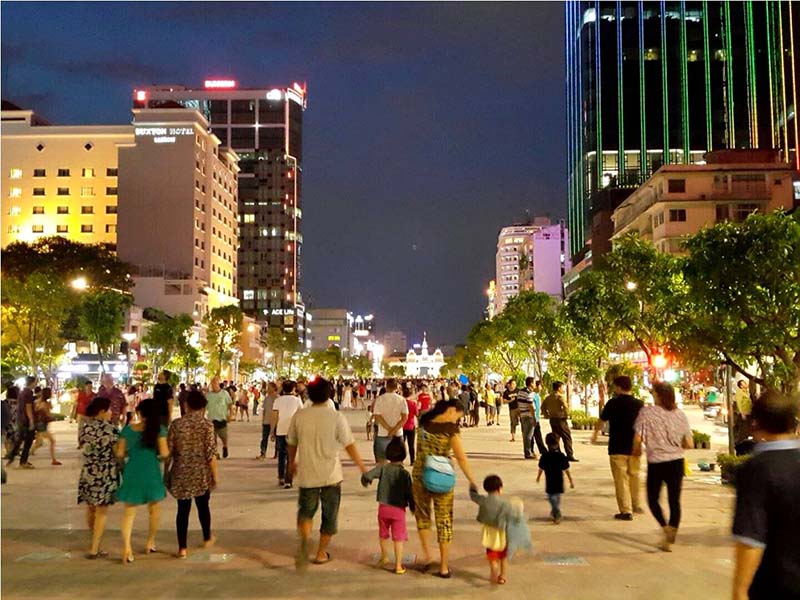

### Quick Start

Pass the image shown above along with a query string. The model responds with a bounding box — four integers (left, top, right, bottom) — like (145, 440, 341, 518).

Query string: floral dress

(166, 412, 216, 500)
(78, 418, 120, 506)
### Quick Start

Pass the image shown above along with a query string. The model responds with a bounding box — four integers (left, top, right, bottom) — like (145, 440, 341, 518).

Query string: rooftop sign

(204, 79, 237, 89)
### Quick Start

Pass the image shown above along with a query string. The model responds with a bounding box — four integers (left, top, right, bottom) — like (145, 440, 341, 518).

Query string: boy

(469, 475, 522, 585)
(536, 433, 575, 523)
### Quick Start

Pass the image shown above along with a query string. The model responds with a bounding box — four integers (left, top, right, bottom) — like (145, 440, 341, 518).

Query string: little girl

(361, 437, 415, 574)
(470, 474, 522, 585)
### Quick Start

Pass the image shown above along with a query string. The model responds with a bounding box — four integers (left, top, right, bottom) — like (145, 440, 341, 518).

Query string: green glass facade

(566, 1, 800, 259)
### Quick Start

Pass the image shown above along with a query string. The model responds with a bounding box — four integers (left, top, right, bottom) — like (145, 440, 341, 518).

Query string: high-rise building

(117, 108, 240, 317)
(494, 218, 570, 315)
(309, 308, 354, 355)
(383, 330, 408, 355)
(565, 2, 800, 264)
(1, 103, 133, 249)
(132, 79, 308, 342)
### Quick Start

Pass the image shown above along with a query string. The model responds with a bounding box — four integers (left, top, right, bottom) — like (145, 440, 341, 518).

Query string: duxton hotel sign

(134, 126, 194, 144)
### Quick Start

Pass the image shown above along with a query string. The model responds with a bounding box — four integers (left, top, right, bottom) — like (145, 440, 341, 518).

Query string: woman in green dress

(115, 398, 169, 564)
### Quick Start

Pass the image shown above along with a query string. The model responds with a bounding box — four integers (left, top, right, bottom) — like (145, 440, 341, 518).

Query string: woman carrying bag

(411, 385, 477, 578)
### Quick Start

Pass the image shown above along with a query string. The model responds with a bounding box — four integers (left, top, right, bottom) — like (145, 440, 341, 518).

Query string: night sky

(2, 2, 566, 346)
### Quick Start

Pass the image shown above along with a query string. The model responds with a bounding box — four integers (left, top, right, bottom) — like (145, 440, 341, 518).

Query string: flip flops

(311, 551, 331, 565)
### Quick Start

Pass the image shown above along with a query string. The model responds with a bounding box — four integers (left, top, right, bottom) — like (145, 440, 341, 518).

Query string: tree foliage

(203, 305, 243, 376)
(141, 313, 196, 376)
(78, 290, 133, 372)
(349, 354, 374, 378)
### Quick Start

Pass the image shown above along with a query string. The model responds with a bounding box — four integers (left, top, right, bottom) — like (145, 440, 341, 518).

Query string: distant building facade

(404, 334, 444, 378)
(383, 330, 408, 355)
(309, 308, 354, 355)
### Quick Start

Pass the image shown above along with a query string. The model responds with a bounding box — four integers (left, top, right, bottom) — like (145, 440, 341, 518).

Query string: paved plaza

(2, 407, 735, 599)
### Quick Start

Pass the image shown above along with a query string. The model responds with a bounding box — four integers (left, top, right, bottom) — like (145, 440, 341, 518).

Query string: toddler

(361, 437, 415, 574)
(469, 474, 522, 585)
(537, 433, 575, 523)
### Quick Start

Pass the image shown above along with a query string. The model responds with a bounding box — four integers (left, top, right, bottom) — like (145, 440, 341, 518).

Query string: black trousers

(403, 428, 416, 465)
(176, 490, 212, 549)
(533, 421, 546, 454)
(646, 459, 684, 529)
(7, 426, 35, 465)
(549, 418, 574, 459)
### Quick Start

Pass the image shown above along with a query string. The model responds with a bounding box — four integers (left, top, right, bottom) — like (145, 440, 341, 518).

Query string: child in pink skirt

(361, 437, 415, 574)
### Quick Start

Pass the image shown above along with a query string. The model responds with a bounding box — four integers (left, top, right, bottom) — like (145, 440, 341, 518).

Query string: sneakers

(283, 482, 293, 489)
(567, 456, 579, 462)
(16, 462, 35, 470)
(614, 513, 633, 521)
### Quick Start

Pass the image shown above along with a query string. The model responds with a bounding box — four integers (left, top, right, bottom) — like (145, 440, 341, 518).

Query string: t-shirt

(205, 390, 232, 422)
(633, 405, 691, 464)
(600, 394, 644, 456)
(261, 394, 277, 424)
(373, 392, 408, 437)
(517, 388, 534, 417)
(76, 390, 94, 417)
(418, 392, 432, 412)
(286, 404, 355, 488)
(732, 440, 800, 599)
(273, 394, 303, 436)
(16, 387, 35, 427)
(538, 450, 570, 495)
(403, 399, 419, 431)
(503, 389, 518, 410)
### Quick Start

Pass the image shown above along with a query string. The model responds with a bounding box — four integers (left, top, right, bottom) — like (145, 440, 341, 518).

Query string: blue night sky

(2, 2, 565, 346)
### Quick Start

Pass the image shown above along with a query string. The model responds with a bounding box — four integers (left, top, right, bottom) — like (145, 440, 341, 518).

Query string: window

(7, 225, 21, 234)
(57, 206, 69, 214)
(81, 206, 94, 214)
(667, 179, 686, 193)
(57, 224, 68, 233)
(32, 225, 44, 233)
(715, 205, 728, 223)
(669, 209, 687, 222)
(82, 168, 95, 178)
(32, 206, 44, 214)
(81, 187, 95, 197)
(106, 168, 118, 177)
(8, 206, 21, 216)
(58, 168, 70, 177)
(243, 213, 255, 223)
(9, 168, 22, 179)
(33, 169, 46, 177)
(8, 187, 21, 198)
(105, 224, 117, 234)
(81, 224, 93, 233)
(33, 187, 45, 196)
(106, 186, 118, 196)
(57, 187, 69, 195)
(733, 203, 759, 222)
(105, 205, 117, 214)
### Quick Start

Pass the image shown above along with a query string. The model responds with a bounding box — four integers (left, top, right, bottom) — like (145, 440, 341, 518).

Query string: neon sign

(204, 79, 237, 89)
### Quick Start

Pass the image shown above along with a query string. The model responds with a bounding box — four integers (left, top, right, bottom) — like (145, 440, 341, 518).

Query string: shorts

(374, 436, 394, 461)
(297, 483, 342, 536)
(378, 503, 408, 541)
(486, 547, 508, 561)
(34, 423, 48, 433)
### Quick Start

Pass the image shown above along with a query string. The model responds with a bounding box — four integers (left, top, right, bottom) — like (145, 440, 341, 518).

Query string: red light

(204, 79, 237, 89)
(293, 82, 304, 94)
(651, 354, 668, 369)
(135, 90, 147, 102)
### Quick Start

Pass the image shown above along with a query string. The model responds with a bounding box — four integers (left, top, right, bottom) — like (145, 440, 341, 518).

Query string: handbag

(422, 454, 456, 494)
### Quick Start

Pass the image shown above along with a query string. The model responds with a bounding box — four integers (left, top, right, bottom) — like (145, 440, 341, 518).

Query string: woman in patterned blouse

(166, 390, 218, 558)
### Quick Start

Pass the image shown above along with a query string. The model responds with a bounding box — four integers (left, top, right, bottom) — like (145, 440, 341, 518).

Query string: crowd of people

(1, 370, 797, 596)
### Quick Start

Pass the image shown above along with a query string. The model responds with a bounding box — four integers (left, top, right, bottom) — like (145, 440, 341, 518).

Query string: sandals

(311, 551, 331, 565)
(395, 567, 406, 575)
(436, 570, 452, 579)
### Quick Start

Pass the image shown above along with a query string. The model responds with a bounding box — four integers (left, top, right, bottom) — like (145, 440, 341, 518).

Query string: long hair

(136, 398, 162, 449)
(419, 399, 462, 427)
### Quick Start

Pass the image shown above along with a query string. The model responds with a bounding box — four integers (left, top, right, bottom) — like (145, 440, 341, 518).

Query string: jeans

(520, 416, 536, 458)
(374, 436, 392, 462)
(7, 425, 35, 465)
(646, 459, 684, 529)
(176, 490, 211, 549)
(547, 493, 562, 518)
(260, 424, 271, 456)
(276, 435, 291, 484)
(403, 428, 416, 465)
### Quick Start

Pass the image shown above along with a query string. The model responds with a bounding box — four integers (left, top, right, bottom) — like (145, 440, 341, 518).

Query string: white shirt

(303, 398, 336, 410)
(373, 392, 409, 437)
(272, 394, 303, 436)
(287, 403, 355, 488)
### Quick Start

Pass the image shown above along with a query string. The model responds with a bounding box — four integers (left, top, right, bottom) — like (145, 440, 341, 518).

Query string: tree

(141, 313, 196, 377)
(350, 354, 373, 378)
(383, 363, 406, 378)
(203, 305, 243, 376)
(682, 211, 800, 392)
(261, 327, 300, 372)
(2, 236, 132, 291)
(1, 271, 75, 381)
(78, 290, 132, 373)
(501, 291, 561, 379)
(466, 317, 527, 378)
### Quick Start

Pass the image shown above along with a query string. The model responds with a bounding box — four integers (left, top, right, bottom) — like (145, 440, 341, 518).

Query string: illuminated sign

(204, 79, 237, 89)
(270, 308, 294, 316)
(135, 127, 194, 144)
(135, 90, 147, 102)
(266, 89, 283, 101)
(327, 335, 341, 342)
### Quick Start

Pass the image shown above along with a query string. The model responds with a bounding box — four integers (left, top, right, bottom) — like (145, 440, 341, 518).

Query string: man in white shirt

(270, 380, 303, 488)
(288, 377, 367, 569)
(371, 379, 408, 463)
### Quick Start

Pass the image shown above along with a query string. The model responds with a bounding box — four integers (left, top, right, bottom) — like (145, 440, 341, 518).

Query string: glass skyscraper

(566, 1, 799, 259)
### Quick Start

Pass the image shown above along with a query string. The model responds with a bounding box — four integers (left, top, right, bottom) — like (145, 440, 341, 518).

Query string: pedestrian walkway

(2, 409, 734, 599)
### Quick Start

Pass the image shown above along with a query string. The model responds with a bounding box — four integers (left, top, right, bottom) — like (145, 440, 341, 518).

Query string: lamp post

(122, 332, 137, 382)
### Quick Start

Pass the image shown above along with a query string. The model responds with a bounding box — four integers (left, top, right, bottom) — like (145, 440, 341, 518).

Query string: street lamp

(625, 281, 638, 291)
(71, 276, 89, 291)
(122, 332, 137, 381)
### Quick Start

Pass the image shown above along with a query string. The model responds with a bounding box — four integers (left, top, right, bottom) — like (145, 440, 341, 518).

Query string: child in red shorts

(470, 474, 522, 585)
(361, 437, 415, 574)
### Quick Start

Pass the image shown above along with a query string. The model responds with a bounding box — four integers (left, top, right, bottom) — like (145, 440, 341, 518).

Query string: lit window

(81, 187, 95, 197)
(243, 214, 255, 223)
(82, 168, 95, 178)
(105, 224, 117, 233)
(57, 187, 69, 196)
(57, 224, 68, 233)
(81, 224, 93, 233)
(8, 206, 21, 216)
(7, 225, 21, 234)
(8, 187, 22, 198)
(81, 206, 94, 214)
(32, 225, 44, 233)
(243, 289, 255, 300)
(106, 205, 117, 214)
(9, 168, 22, 179)
(32, 206, 44, 214)
(57, 206, 69, 214)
